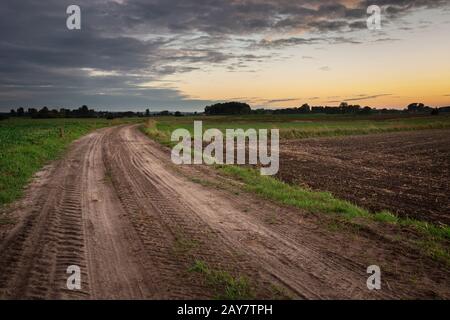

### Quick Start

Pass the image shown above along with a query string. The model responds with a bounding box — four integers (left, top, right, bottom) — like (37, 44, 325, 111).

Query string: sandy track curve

(0, 125, 448, 299)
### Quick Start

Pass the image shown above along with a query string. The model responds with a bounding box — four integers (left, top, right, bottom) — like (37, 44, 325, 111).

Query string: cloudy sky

(1, 0, 449, 111)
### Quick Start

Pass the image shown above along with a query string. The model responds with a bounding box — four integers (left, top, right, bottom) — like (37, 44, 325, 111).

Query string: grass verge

(218, 165, 450, 264)
(0, 117, 143, 206)
(139, 119, 172, 147)
(172, 231, 199, 255)
(140, 117, 450, 265)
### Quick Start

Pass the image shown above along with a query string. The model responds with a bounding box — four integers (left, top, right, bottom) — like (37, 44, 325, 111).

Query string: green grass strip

(189, 260, 254, 300)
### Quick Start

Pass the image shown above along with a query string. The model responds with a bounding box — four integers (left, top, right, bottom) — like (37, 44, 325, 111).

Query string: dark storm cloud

(0, 0, 448, 110)
(256, 36, 362, 49)
(327, 94, 392, 103)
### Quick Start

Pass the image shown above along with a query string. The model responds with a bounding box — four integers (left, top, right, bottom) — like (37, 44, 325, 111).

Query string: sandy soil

(0, 125, 448, 299)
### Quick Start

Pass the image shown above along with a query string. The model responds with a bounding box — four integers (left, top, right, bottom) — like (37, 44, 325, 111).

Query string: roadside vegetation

(0, 117, 143, 206)
(189, 260, 254, 300)
(141, 114, 450, 265)
(218, 165, 450, 264)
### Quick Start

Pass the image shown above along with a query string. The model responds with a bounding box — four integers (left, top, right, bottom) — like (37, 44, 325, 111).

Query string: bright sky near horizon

(0, 0, 449, 111)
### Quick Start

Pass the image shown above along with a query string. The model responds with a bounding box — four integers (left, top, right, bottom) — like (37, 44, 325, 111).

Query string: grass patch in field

(139, 119, 172, 147)
(277, 120, 450, 139)
(189, 260, 254, 300)
(400, 219, 450, 240)
(172, 232, 199, 254)
(418, 239, 450, 263)
(373, 211, 399, 223)
(0, 117, 143, 206)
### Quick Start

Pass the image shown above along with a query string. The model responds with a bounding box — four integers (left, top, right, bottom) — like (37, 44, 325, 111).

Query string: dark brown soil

(278, 129, 450, 225)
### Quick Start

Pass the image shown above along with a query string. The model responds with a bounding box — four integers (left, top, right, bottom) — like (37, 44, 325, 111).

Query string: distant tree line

(3, 106, 198, 120)
(204, 102, 251, 115)
(155, 110, 188, 117)
(5, 106, 150, 119)
(205, 102, 447, 116)
(268, 103, 375, 115)
(406, 103, 439, 114)
(3, 101, 449, 121)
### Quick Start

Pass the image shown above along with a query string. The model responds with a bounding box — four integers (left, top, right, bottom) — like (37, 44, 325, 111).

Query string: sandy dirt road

(0, 125, 448, 299)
